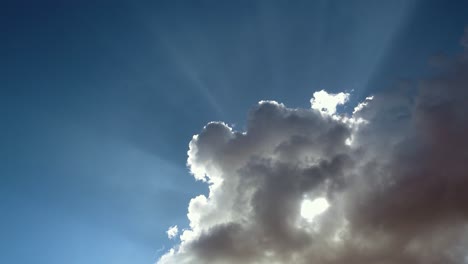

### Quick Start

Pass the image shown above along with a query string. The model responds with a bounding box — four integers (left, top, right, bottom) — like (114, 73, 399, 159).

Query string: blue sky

(1, 1, 468, 263)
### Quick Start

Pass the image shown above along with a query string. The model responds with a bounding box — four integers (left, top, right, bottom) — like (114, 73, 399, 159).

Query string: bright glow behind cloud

(300, 197, 330, 222)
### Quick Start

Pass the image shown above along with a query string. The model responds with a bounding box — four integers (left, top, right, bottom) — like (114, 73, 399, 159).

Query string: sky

(1, 1, 468, 264)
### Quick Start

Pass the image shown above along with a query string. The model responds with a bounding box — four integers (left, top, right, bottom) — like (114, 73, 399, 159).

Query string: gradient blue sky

(1, 1, 468, 263)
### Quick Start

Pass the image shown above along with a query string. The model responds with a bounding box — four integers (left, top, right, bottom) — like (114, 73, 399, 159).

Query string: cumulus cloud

(158, 32, 468, 264)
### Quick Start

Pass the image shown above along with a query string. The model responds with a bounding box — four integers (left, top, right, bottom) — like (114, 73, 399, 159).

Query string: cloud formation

(167, 225, 179, 240)
(158, 32, 468, 264)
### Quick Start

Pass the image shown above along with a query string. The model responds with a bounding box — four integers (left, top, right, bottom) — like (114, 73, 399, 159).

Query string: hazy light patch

(300, 197, 330, 222)
(157, 35, 225, 117)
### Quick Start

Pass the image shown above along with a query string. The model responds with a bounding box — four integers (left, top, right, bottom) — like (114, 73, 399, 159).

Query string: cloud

(166, 225, 179, 240)
(158, 32, 468, 264)
(310, 90, 350, 116)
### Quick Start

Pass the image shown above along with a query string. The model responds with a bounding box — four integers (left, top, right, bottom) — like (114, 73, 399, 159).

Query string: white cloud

(166, 225, 179, 240)
(353, 95, 374, 114)
(310, 90, 350, 115)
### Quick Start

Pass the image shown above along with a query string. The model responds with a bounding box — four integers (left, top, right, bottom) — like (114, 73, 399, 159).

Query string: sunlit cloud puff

(158, 33, 468, 264)
(166, 225, 179, 240)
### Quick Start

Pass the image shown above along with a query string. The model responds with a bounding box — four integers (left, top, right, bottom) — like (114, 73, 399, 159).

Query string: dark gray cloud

(158, 32, 468, 264)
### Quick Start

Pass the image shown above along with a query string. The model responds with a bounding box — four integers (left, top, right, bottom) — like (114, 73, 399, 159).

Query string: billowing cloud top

(158, 33, 468, 264)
